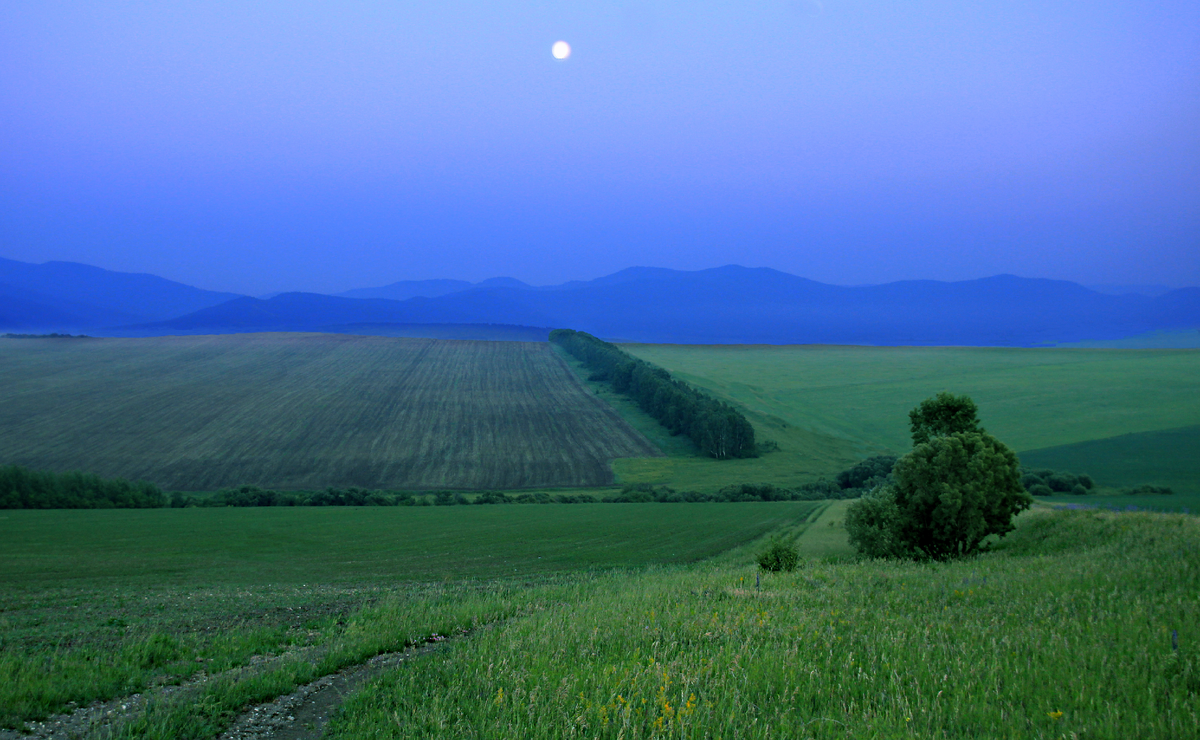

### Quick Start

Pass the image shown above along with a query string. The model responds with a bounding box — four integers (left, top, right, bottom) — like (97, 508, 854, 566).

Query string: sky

(1, 1, 1198, 296)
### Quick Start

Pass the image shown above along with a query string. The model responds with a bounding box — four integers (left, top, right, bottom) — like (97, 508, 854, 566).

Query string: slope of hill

(612, 343, 1200, 496)
(0, 257, 242, 329)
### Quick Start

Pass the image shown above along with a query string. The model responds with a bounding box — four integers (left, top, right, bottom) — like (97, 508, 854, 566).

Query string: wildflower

(1047, 710, 1063, 720)
(494, 688, 504, 706)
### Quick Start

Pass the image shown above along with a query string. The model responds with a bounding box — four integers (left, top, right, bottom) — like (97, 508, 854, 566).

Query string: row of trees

(0, 465, 166, 509)
(550, 329, 756, 459)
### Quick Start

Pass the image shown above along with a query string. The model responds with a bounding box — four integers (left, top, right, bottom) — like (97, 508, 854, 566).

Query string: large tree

(891, 431, 1032, 559)
(908, 391, 983, 446)
(845, 393, 1031, 560)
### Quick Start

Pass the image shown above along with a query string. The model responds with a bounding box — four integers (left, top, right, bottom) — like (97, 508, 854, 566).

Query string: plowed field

(0, 333, 661, 489)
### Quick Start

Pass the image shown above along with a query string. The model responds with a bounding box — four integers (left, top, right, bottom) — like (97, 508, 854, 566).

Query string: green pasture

(615, 344, 1200, 495)
(0, 503, 816, 587)
(329, 508, 1200, 740)
(4, 504, 1198, 737)
(0, 503, 818, 729)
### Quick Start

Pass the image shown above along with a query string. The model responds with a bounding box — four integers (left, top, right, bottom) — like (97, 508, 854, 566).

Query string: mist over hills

(0, 257, 242, 329)
(1, 258, 1197, 346)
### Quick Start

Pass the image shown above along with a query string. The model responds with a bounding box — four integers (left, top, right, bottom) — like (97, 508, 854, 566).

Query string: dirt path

(1, 637, 451, 740)
(218, 639, 446, 740)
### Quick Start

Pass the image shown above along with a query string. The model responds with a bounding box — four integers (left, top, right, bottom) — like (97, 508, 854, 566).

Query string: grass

(0, 503, 816, 728)
(328, 507, 1200, 739)
(0, 504, 817, 586)
(0, 333, 659, 490)
(613, 344, 1200, 494)
(1022, 424, 1200, 497)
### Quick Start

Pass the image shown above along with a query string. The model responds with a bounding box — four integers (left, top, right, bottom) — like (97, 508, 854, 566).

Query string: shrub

(1126, 484, 1174, 495)
(1029, 484, 1054, 497)
(1047, 472, 1079, 493)
(835, 456, 897, 490)
(1020, 472, 1045, 491)
(844, 486, 910, 559)
(1070, 484, 1088, 496)
(755, 539, 800, 572)
(1078, 474, 1095, 489)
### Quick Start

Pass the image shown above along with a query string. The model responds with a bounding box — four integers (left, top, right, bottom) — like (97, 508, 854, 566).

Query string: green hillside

(614, 344, 1200, 494)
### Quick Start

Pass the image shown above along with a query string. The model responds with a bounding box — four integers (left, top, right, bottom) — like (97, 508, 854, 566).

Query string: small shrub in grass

(1030, 483, 1054, 497)
(1071, 483, 1088, 495)
(756, 539, 799, 572)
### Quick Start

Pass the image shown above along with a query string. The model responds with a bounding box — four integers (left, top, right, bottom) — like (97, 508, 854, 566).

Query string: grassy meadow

(0, 503, 818, 731)
(326, 506, 1200, 739)
(611, 344, 1200, 496)
(3, 500, 1197, 737)
(0, 334, 659, 490)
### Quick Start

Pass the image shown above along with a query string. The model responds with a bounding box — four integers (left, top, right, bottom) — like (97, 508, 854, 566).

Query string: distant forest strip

(0, 465, 165, 509)
(550, 329, 756, 459)
(172, 480, 862, 508)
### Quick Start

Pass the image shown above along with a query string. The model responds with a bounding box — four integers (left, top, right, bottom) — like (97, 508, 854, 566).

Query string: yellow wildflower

(1047, 710, 1064, 720)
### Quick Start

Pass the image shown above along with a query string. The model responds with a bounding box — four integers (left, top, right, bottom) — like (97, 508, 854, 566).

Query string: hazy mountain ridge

(2, 258, 1197, 346)
(0, 257, 243, 329)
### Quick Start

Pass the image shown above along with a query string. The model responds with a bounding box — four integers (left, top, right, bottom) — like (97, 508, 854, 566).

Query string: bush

(1029, 484, 1054, 497)
(1070, 484, 1088, 496)
(844, 486, 910, 559)
(755, 539, 800, 572)
(1019, 472, 1045, 491)
(835, 456, 897, 490)
(1077, 474, 1094, 489)
(1047, 472, 1079, 493)
(1125, 484, 1174, 495)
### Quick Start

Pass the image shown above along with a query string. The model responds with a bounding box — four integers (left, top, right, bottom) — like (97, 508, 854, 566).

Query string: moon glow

(551, 41, 571, 60)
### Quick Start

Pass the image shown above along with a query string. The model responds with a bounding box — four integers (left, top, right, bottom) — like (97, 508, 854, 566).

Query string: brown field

(0, 333, 661, 490)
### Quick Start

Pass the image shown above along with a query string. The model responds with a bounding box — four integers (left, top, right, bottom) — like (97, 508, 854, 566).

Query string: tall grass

(329, 509, 1200, 739)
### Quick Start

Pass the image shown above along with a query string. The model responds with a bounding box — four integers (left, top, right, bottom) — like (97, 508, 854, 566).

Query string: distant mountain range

(1, 257, 1197, 346)
(0, 257, 241, 328)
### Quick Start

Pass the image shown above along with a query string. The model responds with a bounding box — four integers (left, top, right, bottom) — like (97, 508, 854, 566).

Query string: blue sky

(1, 1, 1197, 295)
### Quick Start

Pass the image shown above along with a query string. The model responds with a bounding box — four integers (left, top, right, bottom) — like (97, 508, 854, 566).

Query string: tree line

(0, 464, 165, 509)
(549, 329, 756, 459)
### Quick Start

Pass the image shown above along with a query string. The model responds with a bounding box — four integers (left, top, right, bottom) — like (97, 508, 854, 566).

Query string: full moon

(551, 41, 571, 60)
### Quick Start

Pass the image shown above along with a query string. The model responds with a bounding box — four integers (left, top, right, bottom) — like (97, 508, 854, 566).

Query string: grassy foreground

(330, 508, 1200, 739)
(0, 503, 817, 729)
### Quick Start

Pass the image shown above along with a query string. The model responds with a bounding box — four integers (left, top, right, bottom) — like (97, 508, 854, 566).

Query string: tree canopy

(891, 431, 1031, 559)
(846, 393, 1031, 560)
(908, 391, 984, 446)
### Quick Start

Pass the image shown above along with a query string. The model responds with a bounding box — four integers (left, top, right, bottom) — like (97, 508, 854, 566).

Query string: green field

(329, 507, 1200, 740)
(0, 503, 816, 586)
(614, 344, 1200, 495)
(3, 505, 1197, 738)
(0, 334, 660, 490)
(0, 503, 818, 730)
